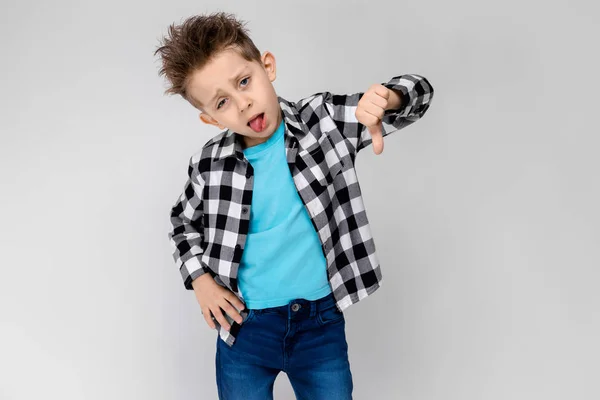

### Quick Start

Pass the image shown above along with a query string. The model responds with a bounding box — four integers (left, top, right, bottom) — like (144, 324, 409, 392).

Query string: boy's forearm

(386, 88, 403, 111)
(315, 74, 433, 154)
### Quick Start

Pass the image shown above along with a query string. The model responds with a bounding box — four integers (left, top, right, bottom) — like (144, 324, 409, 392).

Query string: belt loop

(310, 300, 317, 318)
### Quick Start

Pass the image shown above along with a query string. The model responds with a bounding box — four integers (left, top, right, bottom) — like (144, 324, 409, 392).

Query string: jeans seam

(216, 341, 223, 399)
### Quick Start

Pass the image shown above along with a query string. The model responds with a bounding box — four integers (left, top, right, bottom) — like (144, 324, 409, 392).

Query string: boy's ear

(199, 112, 225, 129)
(261, 51, 277, 82)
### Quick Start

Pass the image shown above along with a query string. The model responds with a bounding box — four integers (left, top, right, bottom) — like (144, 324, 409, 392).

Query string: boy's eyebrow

(205, 68, 250, 108)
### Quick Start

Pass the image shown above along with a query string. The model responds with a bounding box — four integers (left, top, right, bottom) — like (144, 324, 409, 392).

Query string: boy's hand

(191, 273, 246, 331)
(355, 84, 393, 155)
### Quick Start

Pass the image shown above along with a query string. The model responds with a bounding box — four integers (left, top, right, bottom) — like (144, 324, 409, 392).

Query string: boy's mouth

(247, 112, 266, 133)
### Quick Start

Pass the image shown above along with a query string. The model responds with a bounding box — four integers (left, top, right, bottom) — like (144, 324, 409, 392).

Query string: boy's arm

(167, 154, 210, 290)
(319, 74, 434, 155)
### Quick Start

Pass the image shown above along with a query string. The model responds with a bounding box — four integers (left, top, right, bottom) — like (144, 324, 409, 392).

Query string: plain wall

(1, 0, 599, 399)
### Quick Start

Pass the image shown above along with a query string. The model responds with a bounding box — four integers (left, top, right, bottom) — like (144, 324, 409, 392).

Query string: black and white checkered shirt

(168, 74, 434, 346)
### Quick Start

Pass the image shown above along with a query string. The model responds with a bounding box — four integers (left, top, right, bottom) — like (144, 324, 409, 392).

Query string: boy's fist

(191, 273, 246, 332)
(355, 84, 393, 155)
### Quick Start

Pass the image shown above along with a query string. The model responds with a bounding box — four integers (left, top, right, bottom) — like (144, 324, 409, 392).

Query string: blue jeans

(215, 292, 353, 399)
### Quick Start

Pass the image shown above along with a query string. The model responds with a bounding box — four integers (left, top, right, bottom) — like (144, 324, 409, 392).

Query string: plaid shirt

(168, 74, 434, 346)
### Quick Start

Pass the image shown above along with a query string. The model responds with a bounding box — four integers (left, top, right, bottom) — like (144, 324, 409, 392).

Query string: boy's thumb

(367, 123, 384, 155)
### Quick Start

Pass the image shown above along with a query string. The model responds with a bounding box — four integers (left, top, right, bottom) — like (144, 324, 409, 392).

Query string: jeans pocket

(241, 309, 256, 324)
(316, 304, 344, 326)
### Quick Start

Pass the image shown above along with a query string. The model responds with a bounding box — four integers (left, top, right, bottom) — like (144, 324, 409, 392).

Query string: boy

(156, 11, 433, 400)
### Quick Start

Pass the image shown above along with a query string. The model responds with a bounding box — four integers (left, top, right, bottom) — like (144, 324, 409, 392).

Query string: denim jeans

(215, 292, 353, 399)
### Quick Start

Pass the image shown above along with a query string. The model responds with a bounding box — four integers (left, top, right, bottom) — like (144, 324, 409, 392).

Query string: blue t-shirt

(239, 119, 331, 309)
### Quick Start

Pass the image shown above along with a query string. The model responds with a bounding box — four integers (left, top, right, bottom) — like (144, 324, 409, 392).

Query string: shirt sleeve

(320, 74, 434, 154)
(167, 154, 210, 290)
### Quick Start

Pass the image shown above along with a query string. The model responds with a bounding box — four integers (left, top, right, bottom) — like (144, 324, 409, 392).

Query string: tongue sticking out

(249, 113, 265, 133)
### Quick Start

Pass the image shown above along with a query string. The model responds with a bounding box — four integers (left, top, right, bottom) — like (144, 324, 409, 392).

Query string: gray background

(1, 0, 599, 399)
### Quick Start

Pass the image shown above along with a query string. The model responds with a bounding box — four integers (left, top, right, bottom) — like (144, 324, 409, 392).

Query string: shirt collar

(212, 95, 306, 161)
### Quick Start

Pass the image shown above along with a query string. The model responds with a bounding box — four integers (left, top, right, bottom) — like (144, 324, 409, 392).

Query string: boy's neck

(242, 134, 269, 149)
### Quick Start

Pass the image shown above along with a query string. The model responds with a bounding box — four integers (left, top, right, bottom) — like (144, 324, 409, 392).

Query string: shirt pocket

(299, 131, 345, 187)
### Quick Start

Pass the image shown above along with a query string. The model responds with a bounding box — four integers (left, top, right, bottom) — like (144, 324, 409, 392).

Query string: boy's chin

(240, 128, 276, 147)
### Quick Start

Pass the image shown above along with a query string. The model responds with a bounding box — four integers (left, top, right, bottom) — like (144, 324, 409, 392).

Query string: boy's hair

(154, 11, 262, 108)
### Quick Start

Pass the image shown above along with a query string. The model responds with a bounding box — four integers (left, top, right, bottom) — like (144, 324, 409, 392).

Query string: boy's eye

(216, 77, 250, 110)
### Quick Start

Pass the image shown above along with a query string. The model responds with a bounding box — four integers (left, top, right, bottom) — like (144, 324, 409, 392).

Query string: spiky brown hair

(154, 11, 262, 109)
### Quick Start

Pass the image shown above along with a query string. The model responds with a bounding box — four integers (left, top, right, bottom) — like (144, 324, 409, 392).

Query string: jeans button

(291, 303, 301, 312)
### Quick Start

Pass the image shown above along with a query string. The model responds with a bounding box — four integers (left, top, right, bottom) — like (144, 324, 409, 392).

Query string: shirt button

(245, 170, 252, 178)
(291, 303, 301, 312)
(242, 207, 248, 214)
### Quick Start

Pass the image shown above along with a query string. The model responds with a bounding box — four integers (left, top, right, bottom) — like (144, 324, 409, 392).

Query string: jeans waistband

(252, 291, 336, 317)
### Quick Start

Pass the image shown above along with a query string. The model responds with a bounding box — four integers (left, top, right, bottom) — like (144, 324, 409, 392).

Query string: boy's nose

(235, 95, 252, 112)
(241, 101, 252, 113)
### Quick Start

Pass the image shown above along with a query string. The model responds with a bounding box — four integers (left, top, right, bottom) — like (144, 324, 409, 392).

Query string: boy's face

(188, 47, 282, 148)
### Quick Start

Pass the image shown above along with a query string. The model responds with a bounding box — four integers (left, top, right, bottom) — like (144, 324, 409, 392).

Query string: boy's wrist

(192, 272, 214, 290)
(385, 88, 403, 111)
